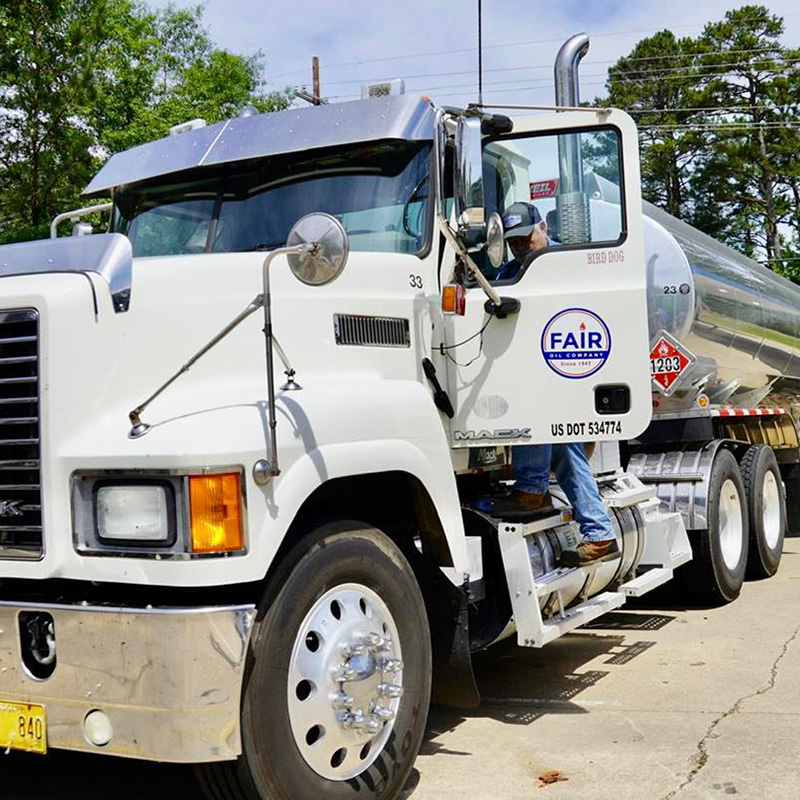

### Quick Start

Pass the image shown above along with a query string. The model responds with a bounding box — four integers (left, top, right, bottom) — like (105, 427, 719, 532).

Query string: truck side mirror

(486, 212, 504, 269)
(454, 116, 487, 248)
(286, 213, 349, 285)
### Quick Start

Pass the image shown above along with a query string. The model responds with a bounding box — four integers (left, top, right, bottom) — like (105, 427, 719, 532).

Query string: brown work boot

(491, 490, 554, 521)
(559, 538, 619, 567)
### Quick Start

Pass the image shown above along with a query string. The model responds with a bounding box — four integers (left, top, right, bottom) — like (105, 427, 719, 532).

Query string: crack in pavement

(663, 621, 800, 799)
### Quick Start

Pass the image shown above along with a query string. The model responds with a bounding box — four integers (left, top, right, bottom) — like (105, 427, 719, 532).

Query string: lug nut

(378, 683, 404, 698)
(350, 710, 365, 729)
(331, 691, 354, 709)
(333, 663, 359, 681)
(380, 658, 403, 673)
(373, 706, 396, 721)
(365, 716, 382, 734)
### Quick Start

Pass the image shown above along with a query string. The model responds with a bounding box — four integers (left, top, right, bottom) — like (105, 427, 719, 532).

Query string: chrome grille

(333, 314, 410, 348)
(0, 309, 42, 559)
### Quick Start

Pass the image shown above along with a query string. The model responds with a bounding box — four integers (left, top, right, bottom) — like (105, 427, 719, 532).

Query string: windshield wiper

(246, 242, 284, 252)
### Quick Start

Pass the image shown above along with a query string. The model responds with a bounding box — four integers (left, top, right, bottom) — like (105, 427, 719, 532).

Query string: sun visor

(82, 95, 435, 198)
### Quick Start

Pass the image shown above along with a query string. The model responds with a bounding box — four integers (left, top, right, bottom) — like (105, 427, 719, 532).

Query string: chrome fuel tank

(643, 202, 800, 414)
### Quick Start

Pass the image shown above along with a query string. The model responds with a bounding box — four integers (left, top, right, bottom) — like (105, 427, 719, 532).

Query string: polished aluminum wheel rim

(287, 583, 404, 781)
(762, 471, 782, 550)
(719, 478, 744, 570)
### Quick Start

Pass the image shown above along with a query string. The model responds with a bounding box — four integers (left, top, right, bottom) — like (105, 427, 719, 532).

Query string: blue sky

(146, 0, 800, 108)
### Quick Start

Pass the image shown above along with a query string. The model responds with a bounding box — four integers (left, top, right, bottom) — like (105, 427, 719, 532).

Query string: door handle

(422, 358, 454, 419)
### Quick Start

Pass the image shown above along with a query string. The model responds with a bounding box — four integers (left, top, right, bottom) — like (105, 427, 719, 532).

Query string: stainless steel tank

(643, 202, 800, 414)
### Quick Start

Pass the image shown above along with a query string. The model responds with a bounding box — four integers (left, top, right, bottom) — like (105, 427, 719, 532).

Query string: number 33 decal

(409, 274, 423, 289)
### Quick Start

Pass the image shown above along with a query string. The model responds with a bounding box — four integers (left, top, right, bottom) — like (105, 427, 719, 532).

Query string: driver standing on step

(490, 202, 619, 566)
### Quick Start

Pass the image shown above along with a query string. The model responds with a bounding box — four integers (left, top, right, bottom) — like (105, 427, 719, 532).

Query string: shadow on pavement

(417, 606, 676, 780)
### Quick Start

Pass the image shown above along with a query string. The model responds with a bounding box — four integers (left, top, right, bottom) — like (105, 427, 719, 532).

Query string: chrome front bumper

(0, 600, 255, 763)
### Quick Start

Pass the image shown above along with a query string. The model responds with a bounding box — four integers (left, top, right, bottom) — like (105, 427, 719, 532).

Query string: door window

(482, 128, 625, 281)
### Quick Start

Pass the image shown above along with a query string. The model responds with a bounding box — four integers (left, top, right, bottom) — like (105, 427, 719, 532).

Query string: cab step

(618, 566, 672, 597)
(536, 591, 626, 646)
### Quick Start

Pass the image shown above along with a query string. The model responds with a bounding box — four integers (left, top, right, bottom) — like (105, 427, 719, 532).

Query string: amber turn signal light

(442, 284, 466, 315)
(189, 473, 244, 553)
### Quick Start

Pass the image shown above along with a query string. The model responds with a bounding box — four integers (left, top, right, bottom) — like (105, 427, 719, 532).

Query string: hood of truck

(0, 242, 446, 585)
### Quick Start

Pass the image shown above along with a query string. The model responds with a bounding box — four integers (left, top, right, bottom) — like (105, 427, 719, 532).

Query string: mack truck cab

(0, 34, 782, 800)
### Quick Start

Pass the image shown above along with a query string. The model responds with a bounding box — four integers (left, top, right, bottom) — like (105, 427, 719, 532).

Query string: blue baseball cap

(502, 202, 543, 239)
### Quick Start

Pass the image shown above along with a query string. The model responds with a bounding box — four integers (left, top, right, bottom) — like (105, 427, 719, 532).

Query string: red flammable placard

(650, 331, 695, 395)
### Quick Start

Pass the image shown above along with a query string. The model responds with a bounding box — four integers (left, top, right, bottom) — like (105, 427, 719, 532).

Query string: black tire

(197, 521, 431, 800)
(740, 444, 785, 579)
(681, 449, 749, 605)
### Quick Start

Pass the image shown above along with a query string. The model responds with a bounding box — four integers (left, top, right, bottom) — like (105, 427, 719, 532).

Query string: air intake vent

(334, 314, 410, 348)
(361, 79, 405, 99)
(0, 309, 42, 559)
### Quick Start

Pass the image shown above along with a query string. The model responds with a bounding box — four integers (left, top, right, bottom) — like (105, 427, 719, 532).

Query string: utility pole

(312, 56, 321, 106)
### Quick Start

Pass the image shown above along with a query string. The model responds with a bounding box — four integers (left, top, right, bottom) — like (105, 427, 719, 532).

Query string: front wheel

(198, 522, 431, 800)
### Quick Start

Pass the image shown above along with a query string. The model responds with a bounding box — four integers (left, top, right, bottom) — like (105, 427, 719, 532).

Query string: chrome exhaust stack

(554, 33, 591, 244)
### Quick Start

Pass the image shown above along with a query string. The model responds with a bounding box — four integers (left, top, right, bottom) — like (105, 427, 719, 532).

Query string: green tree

(604, 30, 704, 219)
(0, 0, 292, 243)
(693, 5, 790, 263)
(91, 3, 291, 155)
(599, 4, 800, 281)
(0, 0, 112, 241)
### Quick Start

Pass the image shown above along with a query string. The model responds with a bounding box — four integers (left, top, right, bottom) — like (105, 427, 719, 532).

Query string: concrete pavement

(411, 548, 800, 800)
(6, 549, 800, 799)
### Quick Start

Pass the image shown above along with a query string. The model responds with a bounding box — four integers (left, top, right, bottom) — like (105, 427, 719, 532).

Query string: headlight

(95, 483, 175, 545)
(73, 470, 247, 558)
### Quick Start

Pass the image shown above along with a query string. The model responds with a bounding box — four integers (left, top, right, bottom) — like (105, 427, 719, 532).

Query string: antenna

(477, 0, 483, 105)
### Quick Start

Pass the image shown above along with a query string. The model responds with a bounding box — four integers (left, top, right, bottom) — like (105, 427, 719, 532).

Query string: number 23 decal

(409, 274, 423, 289)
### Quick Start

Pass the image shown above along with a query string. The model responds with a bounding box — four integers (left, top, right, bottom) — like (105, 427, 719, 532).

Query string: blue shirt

(495, 237, 557, 281)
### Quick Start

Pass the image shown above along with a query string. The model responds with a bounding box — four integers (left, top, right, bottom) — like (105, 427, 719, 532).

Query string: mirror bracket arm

(436, 216, 502, 307)
(127, 294, 265, 438)
(261, 243, 314, 479)
(484, 296, 521, 319)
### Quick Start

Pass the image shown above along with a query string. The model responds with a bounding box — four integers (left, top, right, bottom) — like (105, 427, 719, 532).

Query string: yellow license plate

(0, 701, 47, 754)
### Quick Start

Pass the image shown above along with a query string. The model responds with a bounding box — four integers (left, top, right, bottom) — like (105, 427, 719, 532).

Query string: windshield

(113, 141, 431, 258)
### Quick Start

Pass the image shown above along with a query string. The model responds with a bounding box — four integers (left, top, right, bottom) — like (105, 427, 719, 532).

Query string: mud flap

(425, 573, 480, 709)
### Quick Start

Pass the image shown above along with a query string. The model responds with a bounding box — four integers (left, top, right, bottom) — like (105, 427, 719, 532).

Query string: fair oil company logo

(541, 308, 611, 379)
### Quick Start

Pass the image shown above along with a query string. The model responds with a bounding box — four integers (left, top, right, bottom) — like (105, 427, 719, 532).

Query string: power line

(313, 54, 800, 89)
(637, 122, 800, 129)
(609, 56, 800, 80)
(604, 45, 783, 65)
(314, 59, 800, 102)
(269, 12, 800, 81)
(627, 104, 800, 114)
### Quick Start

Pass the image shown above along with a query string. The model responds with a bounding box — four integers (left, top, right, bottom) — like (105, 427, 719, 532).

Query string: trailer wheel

(740, 444, 785, 579)
(683, 449, 749, 604)
(197, 522, 431, 800)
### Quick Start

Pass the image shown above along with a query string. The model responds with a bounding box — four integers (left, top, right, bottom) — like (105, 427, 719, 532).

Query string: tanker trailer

(624, 202, 800, 603)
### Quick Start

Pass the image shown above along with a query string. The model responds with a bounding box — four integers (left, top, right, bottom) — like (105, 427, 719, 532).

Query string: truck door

(441, 110, 651, 448)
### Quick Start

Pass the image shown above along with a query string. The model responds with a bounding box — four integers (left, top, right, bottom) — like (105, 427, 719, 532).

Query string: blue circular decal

(541, 308, 612, 379)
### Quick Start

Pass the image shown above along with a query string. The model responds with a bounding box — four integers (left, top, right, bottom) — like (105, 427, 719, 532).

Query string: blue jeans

(513, 443, 614, 541)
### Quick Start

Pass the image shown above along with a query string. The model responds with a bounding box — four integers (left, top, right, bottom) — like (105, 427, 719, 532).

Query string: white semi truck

(0, 33, 796, 799)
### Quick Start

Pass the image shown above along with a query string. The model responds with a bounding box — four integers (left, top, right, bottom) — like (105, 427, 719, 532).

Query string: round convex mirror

(286, 213, 349, 285)
(486, 212, 505, 269)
